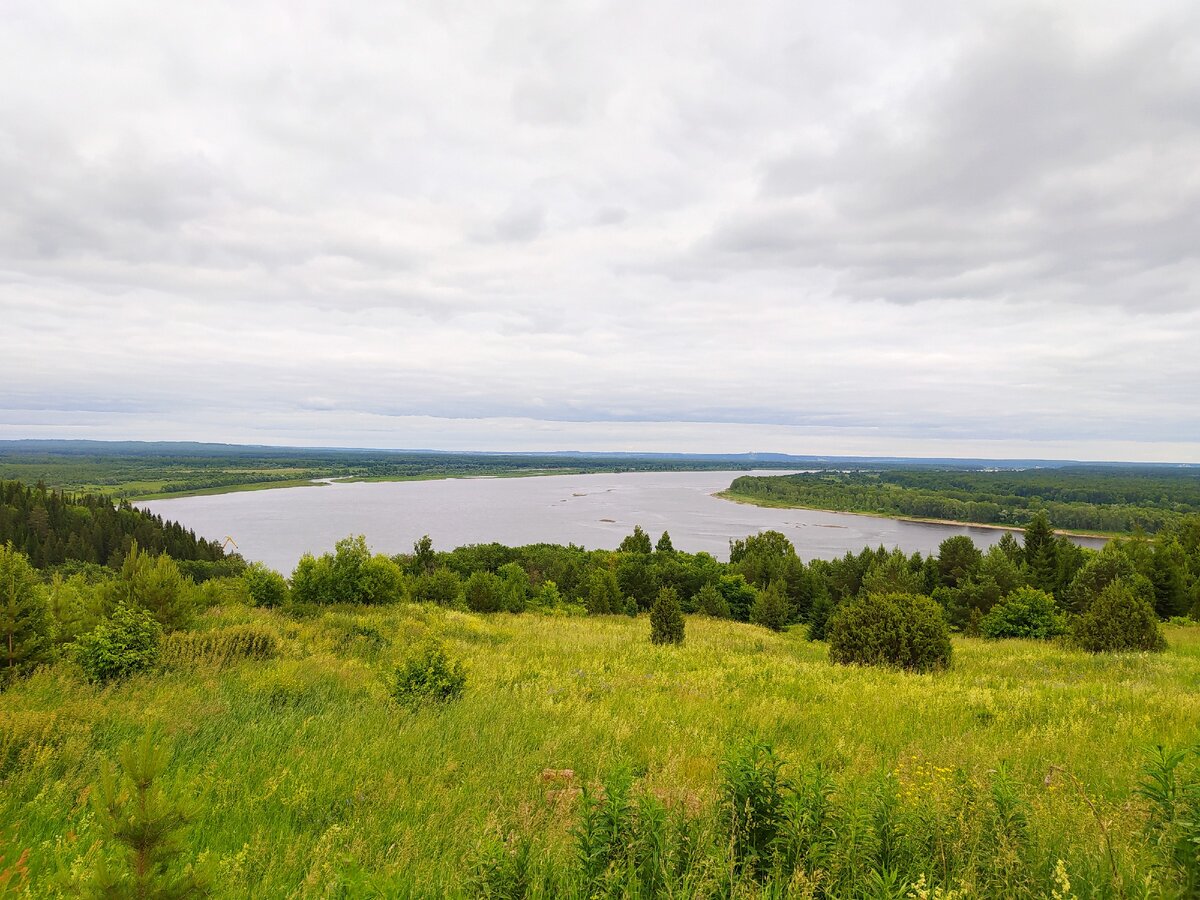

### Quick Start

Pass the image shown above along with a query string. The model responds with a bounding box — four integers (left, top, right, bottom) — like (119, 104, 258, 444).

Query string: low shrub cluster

(161, 624, 280, 669)
(73, 603, 161, 684)
(391, 641, 467, 710)
(827, 592, 952, 672)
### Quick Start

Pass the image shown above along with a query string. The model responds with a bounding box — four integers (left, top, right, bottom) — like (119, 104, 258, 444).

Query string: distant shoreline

(714, 490, 1118, 541)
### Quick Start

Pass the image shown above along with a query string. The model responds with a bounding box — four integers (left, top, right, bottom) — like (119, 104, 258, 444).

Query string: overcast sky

(2, 1, 1198, 461)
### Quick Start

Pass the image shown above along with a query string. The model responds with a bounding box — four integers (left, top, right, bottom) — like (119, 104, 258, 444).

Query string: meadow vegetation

(3, 499, 1200, 895)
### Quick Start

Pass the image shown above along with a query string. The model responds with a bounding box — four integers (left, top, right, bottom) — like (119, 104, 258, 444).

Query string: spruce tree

(1022, 512, 1056, 567)
(0, 542, 48, 685)
(649, 587, 684, 645)
(749, 581, 789, 632)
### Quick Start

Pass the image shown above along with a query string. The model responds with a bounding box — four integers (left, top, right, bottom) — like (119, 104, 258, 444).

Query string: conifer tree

(750, 581, 789, 632)
(0, 542, 48, 685)
(80, 733, 209, 899)
(649, 587, 684, 645)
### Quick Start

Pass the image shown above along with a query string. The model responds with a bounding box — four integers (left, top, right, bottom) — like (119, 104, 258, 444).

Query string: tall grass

(2, 605, 1199, 895)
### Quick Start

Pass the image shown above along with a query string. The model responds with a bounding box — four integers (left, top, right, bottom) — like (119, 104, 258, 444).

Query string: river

(138, 470, 1108, 572)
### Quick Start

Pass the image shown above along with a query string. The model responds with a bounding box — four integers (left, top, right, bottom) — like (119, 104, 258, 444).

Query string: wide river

(139, 470, 1108, 572)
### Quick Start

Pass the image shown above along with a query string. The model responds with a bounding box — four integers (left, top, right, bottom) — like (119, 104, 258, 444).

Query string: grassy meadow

(4, 604, 1200, 897)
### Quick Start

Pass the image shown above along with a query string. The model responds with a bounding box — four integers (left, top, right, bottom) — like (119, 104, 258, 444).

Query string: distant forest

(0, 480, 226, 568)
(725, 467, 1200, 534)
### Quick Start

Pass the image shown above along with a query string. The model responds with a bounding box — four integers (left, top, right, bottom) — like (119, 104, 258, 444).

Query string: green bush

(979, 587, 1065, 639)
(74, 603, 162, 683)
(464, 571, 505, 613)
(695, 582, 731, 618)
(412, 568, 463, 607)
(828, 592, 951, 672)
(1069, 580, 1166, 653)
(0, 542, 49, 685)
(649, 587, 684, 645)
(392, 641, 466, 709)
(244, 563, 289, 608)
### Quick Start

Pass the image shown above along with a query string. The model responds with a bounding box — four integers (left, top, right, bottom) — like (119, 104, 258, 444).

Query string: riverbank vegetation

(725, 466, 1200, 535)
(3, 499, 1200, 894)
(0, 441, 801, 500)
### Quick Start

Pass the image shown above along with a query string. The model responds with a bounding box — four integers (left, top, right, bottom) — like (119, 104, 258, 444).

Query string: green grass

(4, 608, 1200, 895)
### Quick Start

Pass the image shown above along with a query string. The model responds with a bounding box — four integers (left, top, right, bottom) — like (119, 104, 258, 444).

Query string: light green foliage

(0, 542, 49, 683)
(749, 581, 788, 632)
(391, 641, 466, 710)
(1070, 579, 1167, 653)
(5, 599, 1200, 894)
(1063, 543, 1154, 614)
(74, 603, 162, 683)
(161, 625, 279, 669)
(78, 732, 208, 899)
(464, 571, 505, 613)
(649, 587, 684, 645)
(100, 543, 196, 631)
(242, 563, 288, 608)
(530, 579, 562, 610)
(828, 592, 952, 672)
(979, 587, 1065, 640)
(1135, 745, 1200, 894)
(720, 741, 787, 879)
(44, 573, 101, 646)
(411, 567, 463, 607)
(717, 573, 758, 622)
(289, 536, 405, 605)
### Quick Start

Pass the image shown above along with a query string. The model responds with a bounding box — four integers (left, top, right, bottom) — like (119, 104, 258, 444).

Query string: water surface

(140, 470, 1108, 572)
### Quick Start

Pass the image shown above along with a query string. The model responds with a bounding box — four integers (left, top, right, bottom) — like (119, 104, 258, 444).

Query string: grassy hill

(4, 603, 1200, 896)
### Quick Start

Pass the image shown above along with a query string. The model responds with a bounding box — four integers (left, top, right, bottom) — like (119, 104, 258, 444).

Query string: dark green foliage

(0, 543, 48, 685)
(649, 587, 684, 645)
(100, 543, 196, 631)
(412, 567, 463, 606)
(464, 571, 505, 613)
(860, 548, 925, 597)
(728, 467, 1200, 534)
(695, 582, 730, 618)
(1149, 539, 1190, 619)
(1063, 544, 1154, 614)
(243, 563, 288, 608)
(410, 534, 436, 575)
(655, 531, 674, 553)
(937, 535, 982, 588)
(1069, 580, 1167, 653)
(74, 603, 162, 683)
(497, 562, 531, 613)
(584, 568, 621, 615)
(616, 555, 658, 610)
(828, 592, 952, 672)
(0, 479, 225, 570)
(391, 641, 466, 709)
(717, 573, 758, 622)
(79, 733, 209, 899)
(978, 587, 1064, 639)
(749, 581, 788, 632)
(618, 525, 653, 555)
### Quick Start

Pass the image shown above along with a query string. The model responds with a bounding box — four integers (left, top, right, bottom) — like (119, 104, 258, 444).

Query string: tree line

(727, 466, 1200, 534)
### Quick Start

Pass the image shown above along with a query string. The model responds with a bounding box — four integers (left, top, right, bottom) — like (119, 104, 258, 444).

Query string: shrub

(464, 571, 505, 613)
(74, 603, 162, 683)
(99, 543, 196, 632)
(1069, 580, 1166, 653)
(584, 569, 622, 616)
(649, 587, 684, 645)
(749, 581, 788, 632)
(828, 592, 951, 672)
(979, 587, 1065, 640)
(161, 624, 280, 669)
(412, 568, 463, 607)
(244, 563, 289, 608)
(392, 641, 466, 709)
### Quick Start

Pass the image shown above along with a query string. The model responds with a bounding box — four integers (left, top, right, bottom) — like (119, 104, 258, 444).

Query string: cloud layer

(2, 1, 1198, 460)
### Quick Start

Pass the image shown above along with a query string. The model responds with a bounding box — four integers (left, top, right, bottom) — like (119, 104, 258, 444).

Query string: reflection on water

(140, 470, 1108, 573)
